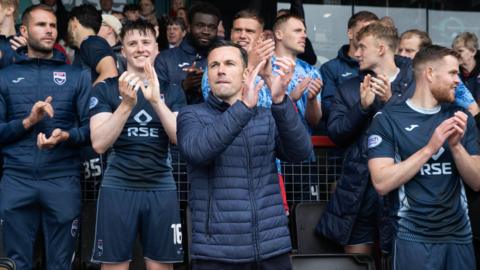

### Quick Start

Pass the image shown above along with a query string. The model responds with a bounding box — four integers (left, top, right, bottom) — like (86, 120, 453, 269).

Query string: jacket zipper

(33, 61, 42, 179)
(242, 132, 260, 261)
(205, 169, 213, 237)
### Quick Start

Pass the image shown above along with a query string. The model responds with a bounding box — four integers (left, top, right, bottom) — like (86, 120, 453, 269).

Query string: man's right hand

(360, 74, 375, 110)
(426, 117, 457, 156)
(23, 96, 54, 129)
(10, 35, 27, 51)
(182, 63, 203, 92)
(119, 71, 140, 108)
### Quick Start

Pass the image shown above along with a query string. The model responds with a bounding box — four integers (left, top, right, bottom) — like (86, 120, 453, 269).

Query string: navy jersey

(73, 36, 116, 82)
(89, 78, 186, 190)
(368, 100, 479, 244)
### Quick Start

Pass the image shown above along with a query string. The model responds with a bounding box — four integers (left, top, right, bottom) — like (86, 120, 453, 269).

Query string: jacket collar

(15, 49, 67, 65)
(337, 44, 358, 66)
(207, 91, 233, 112)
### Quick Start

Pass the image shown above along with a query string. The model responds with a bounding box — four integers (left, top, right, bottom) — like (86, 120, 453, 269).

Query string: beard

(28, 36, 54, 55)
(431, 84, 456, 103)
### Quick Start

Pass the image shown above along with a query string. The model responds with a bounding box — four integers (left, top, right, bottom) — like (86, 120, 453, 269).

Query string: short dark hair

(413, 45, 460, 77)
(188, 1, 220, 26)
(120, 20, 157, 42)
(167, 16, 187, 32)
(273, 13, 305, 32)
(123, 4, 139, 13)
(208, 40, 248, 68)
(357, 22, 399, 52)
(347, 11, 378, 29)
(22, 4, 55, 26)
(233, 9, 264, 29)
(400, 29, 432, 50)
(70, 4, 102, 34)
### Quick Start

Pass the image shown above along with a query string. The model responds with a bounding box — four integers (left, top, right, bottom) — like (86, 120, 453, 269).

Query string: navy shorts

(91, 187, 184, 263)
(0, 174, 81, 270)
(394, 238, 475, 270)
(347, 182, 380, 246)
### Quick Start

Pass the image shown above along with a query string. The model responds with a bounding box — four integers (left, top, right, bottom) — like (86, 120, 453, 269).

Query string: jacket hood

(15, 48, 67, 65)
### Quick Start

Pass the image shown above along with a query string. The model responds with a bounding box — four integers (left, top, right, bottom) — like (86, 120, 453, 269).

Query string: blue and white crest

(53, 71, 66, 85)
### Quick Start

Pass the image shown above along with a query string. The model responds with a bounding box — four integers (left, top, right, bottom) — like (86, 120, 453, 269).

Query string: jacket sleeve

(0, 76, 30, 145)
(272, 96, 313, 162)
(154, 53, 169, 83)
(327, 80, 372, 147)
(320, 62, 337, 119)
(177, 101, 255, 167)
(66, 69, 91, 146)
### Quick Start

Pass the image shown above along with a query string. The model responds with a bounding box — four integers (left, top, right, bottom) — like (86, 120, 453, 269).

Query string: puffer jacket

(316, 56, 415, 252)
(177, 93, 312, 262)
(0, 52, 91, 179)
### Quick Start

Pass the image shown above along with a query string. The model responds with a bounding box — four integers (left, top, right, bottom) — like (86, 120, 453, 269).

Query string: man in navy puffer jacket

(178, 41, 312, 269)
(0, 5, 91, 270)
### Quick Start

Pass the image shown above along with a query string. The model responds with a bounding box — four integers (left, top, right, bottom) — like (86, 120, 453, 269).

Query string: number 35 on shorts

(171, 223, 182, 245)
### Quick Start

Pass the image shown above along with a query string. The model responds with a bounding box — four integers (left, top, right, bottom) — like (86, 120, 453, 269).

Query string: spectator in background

(68, 4, 118, 85)
(277, 0, 317, 66)
(317, 22, 415, 256)
(176, 7, 188, 30)
(139, 0, 159, 26)
(123, 4, 141, 22)
(399, 29, 479, 116)
(452, 32, 480, 103)
(154, 1, 220, 104)
(41, 0, 69, 42)
(320, 11, 378, 120)
(273, 14, 323, 131)
(100, 0, 120, 16)
(169, 0, 185, 17)
(166, 16, 187, 49)
(0, 5, 91, 269)
(98, 14, 126, 73)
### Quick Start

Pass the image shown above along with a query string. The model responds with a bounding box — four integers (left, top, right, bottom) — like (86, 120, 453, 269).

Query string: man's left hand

(448, 111, 468, 147)
(37, 128, 69, 149)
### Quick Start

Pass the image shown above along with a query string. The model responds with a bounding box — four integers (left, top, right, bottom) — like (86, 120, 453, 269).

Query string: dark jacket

(320, 44, 359, 119)
(154, 36, 208, 104)
(316, 56, 415, 251)
(177, 94, 312, 262)
(460, 53, 480, 102)
(0, 52, 91, 179)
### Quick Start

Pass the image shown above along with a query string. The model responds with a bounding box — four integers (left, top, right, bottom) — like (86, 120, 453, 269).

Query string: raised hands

(23, 96, 54, 129)
(370, 74, 392, 103)
(37, 128, 69, 149)
(249, 38, 275, 75)
(141, 61, 162, 104)
(10, 35, 27, 51)
(427, 111, 468, 155)
(242, 59, 266, 108)
(360, 74, 375, 110)
(266, 57, 295, 104)
(182, 62, 203, 92)
(118, 71, 142, 108)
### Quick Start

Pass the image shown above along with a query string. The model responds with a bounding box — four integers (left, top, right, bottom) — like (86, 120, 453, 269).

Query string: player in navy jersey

(89, 20, 185, 270)
(368, 45, 480, 270)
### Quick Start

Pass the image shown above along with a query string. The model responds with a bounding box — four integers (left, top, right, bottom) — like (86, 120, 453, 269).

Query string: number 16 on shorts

(171, 223, 182, 245)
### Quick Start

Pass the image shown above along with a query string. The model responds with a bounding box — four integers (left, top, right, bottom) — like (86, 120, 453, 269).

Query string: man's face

(354, 34, 380, 71)
(100, 0, 113, 11)
(125, 10, 140, 22)
(139, 0, 154, 16)
(67, 18, 79, 47)
(207, 46, 246, 102)
(348, 20, 375, 49)
(230, 18, 262, 52)
(276, 18, 306, 55)
(431, 55, 460, 103)
(97, 23, 112, 40)
(122, 29, 158, 71)
(22, 9, 57, 54)
(167, 24, 186, 46)
(398, 36, 422, 59)
(453, 44, 476, 67)
(190, 12, 218, 49)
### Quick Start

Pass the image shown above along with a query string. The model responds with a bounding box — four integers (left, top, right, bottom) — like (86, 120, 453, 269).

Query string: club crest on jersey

(368, 135, 382, 148)
(53, 72, 66, 85)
